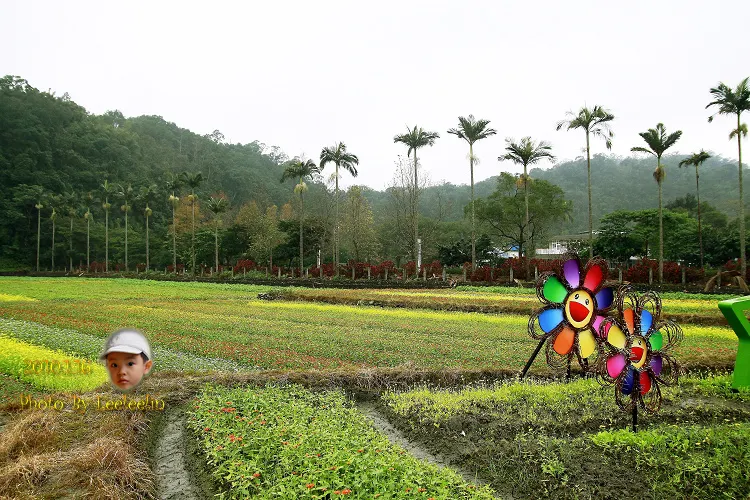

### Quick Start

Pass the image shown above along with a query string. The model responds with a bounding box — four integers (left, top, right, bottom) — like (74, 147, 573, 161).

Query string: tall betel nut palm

(631, 123, 682, 283)
(556, 105, 615, 259)
(707, 77, 750, 277)
(181, 171, 204, 274)
(281, 158, 322, 275)
(393, 125, 439, 265)
(166, 174, 183, 274)
(100, 179, 114, 272)
(679, 151, 712, 268)
(139, 184, 158, 271)
(116, 183, 134, 271)
(320, 142, 359, 275)
(499, 137, 556, 277)
(447, 115, 497, 270)
(206, 195, 229, 272)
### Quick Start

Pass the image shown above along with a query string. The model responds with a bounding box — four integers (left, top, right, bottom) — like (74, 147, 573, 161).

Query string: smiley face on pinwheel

(600, 294, 682, 412)
(531, 258, 615, 362)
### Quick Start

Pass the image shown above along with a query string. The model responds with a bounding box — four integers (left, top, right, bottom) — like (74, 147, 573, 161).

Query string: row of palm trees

(33, 78, 749, 283)
(380, 77, 748, 284)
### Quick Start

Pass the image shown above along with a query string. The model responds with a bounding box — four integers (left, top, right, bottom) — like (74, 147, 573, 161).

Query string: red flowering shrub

(420, 260, 443, 278)
(234, 260, 257, 273)
(624, 259, 683, 283)
(166, 263, 185, 273)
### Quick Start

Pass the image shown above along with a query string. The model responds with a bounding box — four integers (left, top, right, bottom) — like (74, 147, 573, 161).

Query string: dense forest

(1, 75, 747, 272)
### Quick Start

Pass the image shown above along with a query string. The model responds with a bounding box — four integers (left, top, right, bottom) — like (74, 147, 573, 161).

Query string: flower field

(0, 278, 739, 372)
(0, 336, 108, 391)
(189, 384, 494, 499)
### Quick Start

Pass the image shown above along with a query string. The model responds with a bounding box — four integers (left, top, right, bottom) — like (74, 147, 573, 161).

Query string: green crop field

(0, 278, 739, 372)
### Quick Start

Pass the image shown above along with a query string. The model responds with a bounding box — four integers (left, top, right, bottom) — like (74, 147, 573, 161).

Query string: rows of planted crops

(0, 278, 739, 372)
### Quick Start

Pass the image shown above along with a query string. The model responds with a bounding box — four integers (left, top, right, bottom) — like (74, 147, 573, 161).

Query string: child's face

(105, 352, 153, 390)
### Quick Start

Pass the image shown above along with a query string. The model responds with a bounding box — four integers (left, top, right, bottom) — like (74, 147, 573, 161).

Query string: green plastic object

(718, 296, 750, 389)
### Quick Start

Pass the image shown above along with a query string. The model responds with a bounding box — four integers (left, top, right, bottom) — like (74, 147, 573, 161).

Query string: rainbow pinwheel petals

(529, 257, 614, 368)
(599, 288, 682, 412)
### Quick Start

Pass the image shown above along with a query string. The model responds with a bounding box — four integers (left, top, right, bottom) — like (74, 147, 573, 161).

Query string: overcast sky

(3, 1, 748, 190)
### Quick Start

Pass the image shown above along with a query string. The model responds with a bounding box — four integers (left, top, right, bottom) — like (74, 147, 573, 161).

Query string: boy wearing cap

(100, 329, 154, 391)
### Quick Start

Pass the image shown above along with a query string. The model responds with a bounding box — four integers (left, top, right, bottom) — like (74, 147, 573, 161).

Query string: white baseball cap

(100, 329, 153, 360)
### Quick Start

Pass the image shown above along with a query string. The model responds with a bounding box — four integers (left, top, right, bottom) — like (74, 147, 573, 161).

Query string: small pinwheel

(598, 287, 682, 413)
(528, 256, 615, 370)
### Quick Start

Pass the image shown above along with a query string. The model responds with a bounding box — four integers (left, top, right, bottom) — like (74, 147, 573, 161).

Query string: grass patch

(0, 336, 108, 392)
(0, 392, 155, 499)
(381, 376, 750, 499)
(189, 384, 495, 499)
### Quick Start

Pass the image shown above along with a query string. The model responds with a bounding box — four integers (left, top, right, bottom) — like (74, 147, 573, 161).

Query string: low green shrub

(189, 384, 495, 499)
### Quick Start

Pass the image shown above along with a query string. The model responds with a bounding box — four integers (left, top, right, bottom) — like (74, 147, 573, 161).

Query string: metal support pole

(520, 338, 546, 379)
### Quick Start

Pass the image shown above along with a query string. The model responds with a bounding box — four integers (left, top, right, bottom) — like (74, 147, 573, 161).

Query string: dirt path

(355, 400, 499, 496)
(153, 409, 202, 500)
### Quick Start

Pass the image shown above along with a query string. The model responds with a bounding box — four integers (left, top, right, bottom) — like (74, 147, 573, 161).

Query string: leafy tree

(139, 184, 158, 270)
(678, 151, 712, 267)
(393, 125, 439, 263)
(707, 77, 750, 276)
(249, 205, 286, 269)
(206, 194, 229, 271)
(181, 171, 204, 274)
(556, 105, 615, 259)
(84, 203, 92, 270)
(447, 115, 497, 270)
(281, 158, 321, 274)
(116, 183, 134, 271)
(319, 142, 359, 275)
(437, 234, 494, 267)
(498, 137, 555, 276)
(341, 186, 380, 262)
(631, 123, 682, 283)
(474, 173, 571, 259)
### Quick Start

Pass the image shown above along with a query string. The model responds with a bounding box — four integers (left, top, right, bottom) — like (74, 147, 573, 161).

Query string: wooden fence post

(442, 268, 446, 281)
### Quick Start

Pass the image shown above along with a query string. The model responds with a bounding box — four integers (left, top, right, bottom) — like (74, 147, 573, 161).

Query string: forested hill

(0, 76, 291, 210)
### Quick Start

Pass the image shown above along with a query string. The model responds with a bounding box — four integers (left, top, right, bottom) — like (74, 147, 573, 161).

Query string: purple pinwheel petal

(563, 259, 580, 288)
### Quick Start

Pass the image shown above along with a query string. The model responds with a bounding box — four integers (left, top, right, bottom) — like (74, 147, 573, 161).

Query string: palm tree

(393, 126, 440, 264)
(50, 205, 57, 271)
(101, 179, 114, 272)
(631, 123, 683, 283)
(679, 151, 712, 268)
(320, 143, 359, 275)
(556, 106, 615, 259)
(166, 175, 183, 274)
(281, 158, 322, 275)
(707, 77, 750, 276)
(206, 195, 229, 272)
(63, 191, 78, 271)
(117, 184, 134, 271)
(447, 115, 497, 270)
(181, 172, 204, 274)
(84, 205, 92, 271)
(35, 199, 43, 272)
(499, 137, 556, 276)
(139, 184, 158, 271)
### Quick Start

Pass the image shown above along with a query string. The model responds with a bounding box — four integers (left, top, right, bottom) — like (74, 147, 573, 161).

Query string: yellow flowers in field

(0, 293, 37, 302)
(0, 336, 107, 391)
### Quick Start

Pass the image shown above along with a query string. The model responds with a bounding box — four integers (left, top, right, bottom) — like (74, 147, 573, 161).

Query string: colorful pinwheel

(528, 256, 615, 370)
(598, 287, 682, 413)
